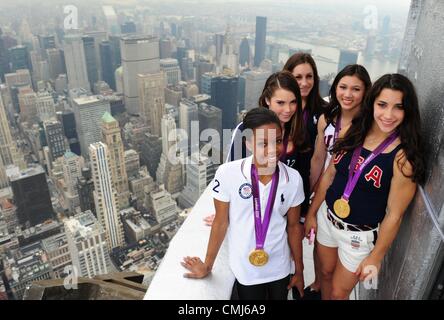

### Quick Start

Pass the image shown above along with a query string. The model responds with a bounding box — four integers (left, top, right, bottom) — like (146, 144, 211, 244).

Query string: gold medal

(249, 249, 269, 266)
(334, 198, 351, 219)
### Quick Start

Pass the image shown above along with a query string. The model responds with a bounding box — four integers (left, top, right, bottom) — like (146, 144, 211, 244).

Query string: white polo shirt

(212, 156, 305, 286)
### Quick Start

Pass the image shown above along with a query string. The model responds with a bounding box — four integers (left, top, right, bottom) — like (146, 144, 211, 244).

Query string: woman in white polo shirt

(181, 107, 306, 300)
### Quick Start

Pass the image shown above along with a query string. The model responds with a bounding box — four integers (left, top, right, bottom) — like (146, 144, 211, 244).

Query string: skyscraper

(82, 36, 99, 90)
(89, 142, 125, 250)
(99, 41, 116, 90)
(215, 33, 225, 65)
(178, 153, 217, 209)
(58, 110, 80, 155)
(36, 91, 56, 122)
(43, 120, 67, 163)
(244, 69, 271, 110)
(63, 33, 90, 90)
(137, 72, 166, 136)
(179, 98, 199, 156)
(46, 48, 65, 80)
(0, 28, 10, 82)
(121, 22, 137, 34)
(156, 114, 183, 195)
(8, 45, 31, 72)
(210, 75, 239, 130)
(337, 49, 358, 73)
(0, 96, 20, 167)
(72, 95, 111, 157)
(159, 38, 173, 59)
(254, 17, 267, 67)
(101, 112, 130, 209)
(77, 167, 95, 215)
(160, 58, 181, 86)
(64, 210, 111, 278)
(239, 37, 250, 67)
(62, 150, 84, 211)
(9, 165, 54, 228)
(121, 35, 160, 115)
(38, 34, 56, 59)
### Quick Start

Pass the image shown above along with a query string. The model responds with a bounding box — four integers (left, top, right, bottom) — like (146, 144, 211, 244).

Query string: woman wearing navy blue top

(304, 74, 425, 300)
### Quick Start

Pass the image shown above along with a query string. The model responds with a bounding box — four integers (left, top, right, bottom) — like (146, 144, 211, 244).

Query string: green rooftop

(102, 111, 116, 123)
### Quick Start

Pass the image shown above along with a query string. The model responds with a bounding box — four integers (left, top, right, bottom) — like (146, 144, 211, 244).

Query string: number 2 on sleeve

(213, 179, 220, 193)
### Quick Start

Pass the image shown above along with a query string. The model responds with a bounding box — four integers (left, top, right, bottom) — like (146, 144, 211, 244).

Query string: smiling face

(336, 75, 366, 112)
(292, 63, 314, 99)
(265, 88, 297, 125)
(246, 123, 283, 174)
(373, 88, 405, 134)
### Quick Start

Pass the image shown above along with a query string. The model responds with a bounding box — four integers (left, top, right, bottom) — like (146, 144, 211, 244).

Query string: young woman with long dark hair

(304, 73, 425, 300)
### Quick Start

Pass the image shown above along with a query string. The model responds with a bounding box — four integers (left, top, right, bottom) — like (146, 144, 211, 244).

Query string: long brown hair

(283, 52, 327, 117)
(332, 74, 425, 184)
(258, 71, 306, 149)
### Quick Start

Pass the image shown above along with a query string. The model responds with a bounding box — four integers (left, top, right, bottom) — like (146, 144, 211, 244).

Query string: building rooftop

(8, 165, 45, 182)
(101, 111, 116, 124)
(41, 232, 68, 253)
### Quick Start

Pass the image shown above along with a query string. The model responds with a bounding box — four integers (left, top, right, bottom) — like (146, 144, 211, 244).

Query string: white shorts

(316, 201, 379, 273)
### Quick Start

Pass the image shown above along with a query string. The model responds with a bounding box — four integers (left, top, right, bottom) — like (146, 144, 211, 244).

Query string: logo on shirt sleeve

(238, 183, 253, 199)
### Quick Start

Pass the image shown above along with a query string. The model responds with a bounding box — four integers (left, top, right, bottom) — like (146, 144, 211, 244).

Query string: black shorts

(232, 275, 290, 300)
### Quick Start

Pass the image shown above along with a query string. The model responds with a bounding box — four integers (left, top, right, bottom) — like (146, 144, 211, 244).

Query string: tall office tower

(89, 142, 125, 250)
(121, 35, 160, 115)
(38, 34, 56, 59)
(244, 69, 271, 110)
(124, 149, 140, 178)
(82, 36, 99, 90)
(137, 72, 166, 136)
(337, 49, 358, 73)
(58, 110, 80, 155)
(200, 72, 217, 95)
(84, 31, 108, 80)
(178, 152, 218, 209)
(210, 75, 239, 130)
(121, 22, 137, 34)
(239, 37, 251, 67)
(9, 165, 54, 227)
(36, 91, 56, 122)
(198, 102, 222, 143)
(195, 58, 215, 92)
(160, 59, 181, 86)
(99, 41, 116, 90)
(17, 87, 38, 125)
(156, 114, 183, 195)
(77, 167, 95, 215)
(101, 112, 130, 209)
(72, 96, 111, 157)
(146, 184, 178, 224)
(102, 5, 119, 35)
(64, 210, 111, 278)
(0, 28, 10, 82)
(159, 38, 173, 59)
(43, 120, 67, 163)
(8, 45, 31, 72)
(0, 157, 7, 188)
(109, 35, 121, 68)
(63, 33, 90, 91)
(140, 133, 162, 178)
(0, 96, 20, 167)
(215, 33, 225, 65)
(254, 16, 267, 67)
(179, 99, 199, 156)
(62, 151, 84, 211)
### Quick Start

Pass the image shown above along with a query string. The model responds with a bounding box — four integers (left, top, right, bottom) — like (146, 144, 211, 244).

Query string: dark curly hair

(332, 73, 426, 184)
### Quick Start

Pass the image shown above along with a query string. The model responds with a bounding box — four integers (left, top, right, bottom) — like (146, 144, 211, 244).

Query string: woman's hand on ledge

(181, 256, 211, 279)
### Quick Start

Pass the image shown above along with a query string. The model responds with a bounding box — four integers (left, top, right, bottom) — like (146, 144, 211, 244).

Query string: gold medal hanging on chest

(249, 249, 269, 266)
(334, 198, 351, 219)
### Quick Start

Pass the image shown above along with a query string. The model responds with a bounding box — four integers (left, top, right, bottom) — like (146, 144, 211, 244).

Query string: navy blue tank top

(325, 144, 402, 225)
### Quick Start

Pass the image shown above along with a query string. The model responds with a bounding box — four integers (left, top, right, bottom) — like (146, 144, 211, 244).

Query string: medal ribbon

(251, 164, 280, 250)
(342, 131, 399, 201)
